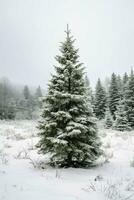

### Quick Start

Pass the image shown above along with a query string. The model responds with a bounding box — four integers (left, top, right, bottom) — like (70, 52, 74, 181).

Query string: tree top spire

(65, 24, 71, 38)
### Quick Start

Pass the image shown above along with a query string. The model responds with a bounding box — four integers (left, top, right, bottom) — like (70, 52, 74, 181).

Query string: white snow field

(0, 120, 134, 200)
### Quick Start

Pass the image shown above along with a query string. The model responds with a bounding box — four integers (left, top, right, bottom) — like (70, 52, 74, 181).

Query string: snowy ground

(0, 120, 134, 200)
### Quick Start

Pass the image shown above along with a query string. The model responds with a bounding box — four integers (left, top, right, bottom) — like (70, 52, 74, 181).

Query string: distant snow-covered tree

(125, 70, 134, 128)
(23, 85, 31, 100)
(33, 86, 43, 117)
(114, 99, 131, 131)
(122, 72, 129, 95)
(85, 74, 94, 109)
(22, 86, 35, 119)
(94, 78, 107, 119)
(109, 73, 120, 119)
(35, 86, 42, 98)
(0, 78, 16, 119)
(123, 72, 129, 85)
(117, 75, 123, 99)
(105, 107, 113, 129)
(37, 25, 102, 168)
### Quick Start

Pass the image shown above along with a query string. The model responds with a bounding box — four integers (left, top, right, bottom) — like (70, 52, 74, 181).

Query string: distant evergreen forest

(0, 69, 133, 129)
(0, 77, 43, 120)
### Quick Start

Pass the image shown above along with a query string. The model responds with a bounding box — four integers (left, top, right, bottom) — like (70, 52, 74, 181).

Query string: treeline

(89, 70, 134, 131)
(0, 78, 43, 120)
(1, 70, 134, 128)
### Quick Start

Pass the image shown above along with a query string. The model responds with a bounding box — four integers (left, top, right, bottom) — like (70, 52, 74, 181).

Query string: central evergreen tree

(37, 26, 102, 168)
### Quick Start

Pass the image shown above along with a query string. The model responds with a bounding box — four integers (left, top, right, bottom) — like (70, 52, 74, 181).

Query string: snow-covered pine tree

(123, 72, 129, 85)
(0, 78, 16, 119)
(35, 86, 43, 109)
(23, 86, 35, 119)
(35, 86, 43, 98)
(37, 25, 102, 168)
(109, 73, 120, 120)
(23, 85, 31, 100)
(94, 78, 107, 119)
(123, 72, 129, 94)
(105, 107, 113, 129)
(117, 75, 123, 99)
(114, 98, 131, 131)
(125, 70, 134, 128)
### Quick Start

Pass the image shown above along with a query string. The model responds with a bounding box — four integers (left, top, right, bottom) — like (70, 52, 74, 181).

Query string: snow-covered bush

(83, 180, 134, 200)
(28, 157, 46, 169)
(14, 149, 29, 159)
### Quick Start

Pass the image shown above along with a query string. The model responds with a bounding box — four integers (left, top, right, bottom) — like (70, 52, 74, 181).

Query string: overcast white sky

(0, 0, 134, 88)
